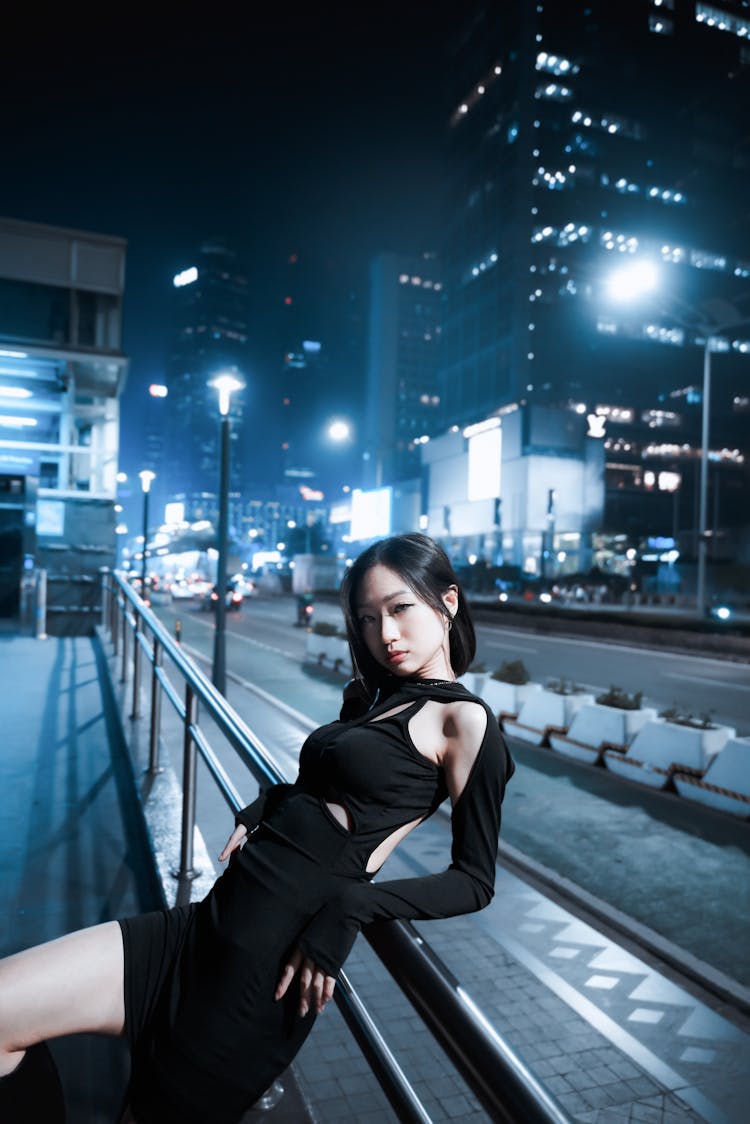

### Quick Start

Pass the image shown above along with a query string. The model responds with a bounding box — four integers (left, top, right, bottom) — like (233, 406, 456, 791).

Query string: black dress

(119, 679, 514, 1124)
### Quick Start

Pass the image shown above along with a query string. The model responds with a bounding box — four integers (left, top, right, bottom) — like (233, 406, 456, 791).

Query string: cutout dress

(119, 678, 514, 1124)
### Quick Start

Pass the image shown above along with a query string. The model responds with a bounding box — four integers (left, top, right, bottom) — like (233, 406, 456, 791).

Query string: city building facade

(164, 239, 250, 527)
(431, 0, 750, 580)
(0, 215, 128, 630)
(364, 252, 444, 487)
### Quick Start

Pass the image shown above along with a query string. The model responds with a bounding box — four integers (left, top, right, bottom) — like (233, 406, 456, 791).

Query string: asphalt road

(162, 592, 750, 735)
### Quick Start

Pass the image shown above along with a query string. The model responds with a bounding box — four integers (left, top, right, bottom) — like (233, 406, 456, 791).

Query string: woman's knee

(0, 920, 125, 1049)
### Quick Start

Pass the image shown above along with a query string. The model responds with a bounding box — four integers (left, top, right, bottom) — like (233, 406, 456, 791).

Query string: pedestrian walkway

(2, 628, 749, 1122)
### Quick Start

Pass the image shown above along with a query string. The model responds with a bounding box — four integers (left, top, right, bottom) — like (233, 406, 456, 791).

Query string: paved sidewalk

(0, 634, 162, 1121)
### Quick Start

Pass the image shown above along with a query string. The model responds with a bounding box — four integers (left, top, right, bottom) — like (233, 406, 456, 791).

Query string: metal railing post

(111, 586, 119, 654)
(120, 601, 129, 683)
(148, 636, 163, 774)
(100, 568, 109, 631)
(173, 684, 200, 881)
(35, 569, 48, 640)
(131, 614, 142, 719)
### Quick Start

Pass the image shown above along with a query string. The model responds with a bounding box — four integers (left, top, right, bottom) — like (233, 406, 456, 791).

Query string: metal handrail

(101, 569, 570, 1124)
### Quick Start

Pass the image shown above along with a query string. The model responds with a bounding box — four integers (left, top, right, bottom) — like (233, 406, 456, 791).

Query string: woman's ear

(442, 584, 459, 619)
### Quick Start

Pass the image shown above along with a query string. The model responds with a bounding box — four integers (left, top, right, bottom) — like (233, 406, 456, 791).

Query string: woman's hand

(218, 823, 247, 863)
(275, 947, 336, 1018)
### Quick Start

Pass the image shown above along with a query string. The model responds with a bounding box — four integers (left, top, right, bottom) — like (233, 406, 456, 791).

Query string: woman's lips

(386, 650, 407, 665)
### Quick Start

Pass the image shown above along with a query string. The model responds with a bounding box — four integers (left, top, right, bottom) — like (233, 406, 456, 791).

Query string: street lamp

(602, 264, 750, 616)
(209, 372, 243, 694)
(138, 470, 155, 602)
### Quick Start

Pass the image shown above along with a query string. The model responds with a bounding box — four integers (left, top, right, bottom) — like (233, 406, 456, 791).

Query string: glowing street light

(208, 372, 244, 694)
(327, 418, 352, 443)
(605, 260, 660, 302)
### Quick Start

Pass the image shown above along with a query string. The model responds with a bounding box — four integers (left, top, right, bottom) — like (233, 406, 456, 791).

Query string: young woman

(0, 533, 514, 1124)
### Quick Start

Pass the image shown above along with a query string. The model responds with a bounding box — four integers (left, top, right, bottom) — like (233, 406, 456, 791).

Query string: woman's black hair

(340, 533, 476, 700)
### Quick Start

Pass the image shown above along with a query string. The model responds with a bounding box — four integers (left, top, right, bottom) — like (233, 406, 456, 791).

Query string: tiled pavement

(2, 629, 749, 1122)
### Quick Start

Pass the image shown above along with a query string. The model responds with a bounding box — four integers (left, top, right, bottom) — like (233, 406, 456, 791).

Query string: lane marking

(181, 641, 316, 733)
(164, 609, 300, 660)
(475, 621, 749, 668)
(662, 671, 748, 691)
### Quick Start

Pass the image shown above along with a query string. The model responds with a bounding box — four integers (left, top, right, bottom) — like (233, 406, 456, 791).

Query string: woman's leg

(0, 920, 125, 1076)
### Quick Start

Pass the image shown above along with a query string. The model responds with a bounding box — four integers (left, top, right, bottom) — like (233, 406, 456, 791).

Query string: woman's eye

(393, 603, 412, 614)
(359, 615, 374, 627)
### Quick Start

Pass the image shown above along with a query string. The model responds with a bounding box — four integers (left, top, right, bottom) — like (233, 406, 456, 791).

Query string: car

(231, 574, 258, 598)
(170, 580, 195, 601)
(198, 582, 243, 612)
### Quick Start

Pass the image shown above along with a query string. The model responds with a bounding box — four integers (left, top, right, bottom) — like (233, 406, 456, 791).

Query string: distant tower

(440, 1, 750, 422)
(365, 252, 443, 487)
(272, 251, 365, 499)
(165, 239, 250, 523)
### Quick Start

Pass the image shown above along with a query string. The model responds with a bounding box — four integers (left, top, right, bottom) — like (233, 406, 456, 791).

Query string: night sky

(1, 2, 453, 474)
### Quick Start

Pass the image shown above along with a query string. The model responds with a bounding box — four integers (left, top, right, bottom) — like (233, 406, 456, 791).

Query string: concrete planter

(503, 688, 595, 746)
(458, 671, 489, 696)
(673, 737, 750, 818)
(480, 677, 542, 722)
(305, 632, 350, 672)
(549, 701, 658, 766)
(603, 718, 737, 790)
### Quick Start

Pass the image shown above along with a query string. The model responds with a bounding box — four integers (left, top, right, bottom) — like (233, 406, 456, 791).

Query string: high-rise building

(0, 216, 128, 630)
(271, 251, 365, 501)
(438, 0, 750, 561)
(364, 252, 444, 487)
(165, 239, 250, 525)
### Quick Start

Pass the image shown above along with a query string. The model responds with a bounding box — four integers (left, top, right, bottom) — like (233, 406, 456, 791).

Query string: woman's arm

(218, 781, 298, 861)
(296, 702, 514, 977)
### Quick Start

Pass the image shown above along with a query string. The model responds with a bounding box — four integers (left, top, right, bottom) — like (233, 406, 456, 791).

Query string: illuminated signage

(467, 425, 502, 501)
(173, 267, 198, 288)
(587, 414, 606, 438)
(350, 488, 392, 541)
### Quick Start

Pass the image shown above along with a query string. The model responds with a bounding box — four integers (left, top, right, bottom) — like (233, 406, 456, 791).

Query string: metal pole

(148, 636, 163, 774)
(131, 612, 142, 719)
(174, 683, 199, 880)
(112, 586, 119, 655)
(696, 337, 711, 617)
(140, 486, 150, 603)
(212, 413, 230, 695)
(35, 569, 48, 640)
(120, 601, 129, 683)
(100, 568, 108, 631)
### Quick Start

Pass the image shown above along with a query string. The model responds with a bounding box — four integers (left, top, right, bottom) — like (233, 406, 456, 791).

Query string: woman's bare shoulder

(443, 698, 488, 754)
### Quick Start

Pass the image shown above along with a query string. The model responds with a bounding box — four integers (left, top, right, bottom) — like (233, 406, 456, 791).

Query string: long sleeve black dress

(119, 679, 514, 1124)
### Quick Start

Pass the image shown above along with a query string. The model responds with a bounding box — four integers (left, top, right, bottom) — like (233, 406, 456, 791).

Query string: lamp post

(209, 373, 243, 695)
(603, 263, 749, 618)
(138, 470, 155, 603)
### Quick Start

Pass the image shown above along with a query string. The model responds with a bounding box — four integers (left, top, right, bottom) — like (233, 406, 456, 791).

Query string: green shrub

(311, 620, 340, 637)
(659, 705, 717, 730)
(596, 686, 643, 710)
(492, 660, 530, 685)
(545, 677, 583, 696)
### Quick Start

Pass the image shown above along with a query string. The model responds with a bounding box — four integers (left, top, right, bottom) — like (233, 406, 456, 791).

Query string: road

(161, 592, 750, 735)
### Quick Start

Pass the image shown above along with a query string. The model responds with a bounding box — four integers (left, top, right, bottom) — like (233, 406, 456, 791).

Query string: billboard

(350, 487, 392, 541)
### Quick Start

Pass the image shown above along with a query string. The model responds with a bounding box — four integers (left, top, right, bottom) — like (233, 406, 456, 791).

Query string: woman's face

(354, 563, 458, 681)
